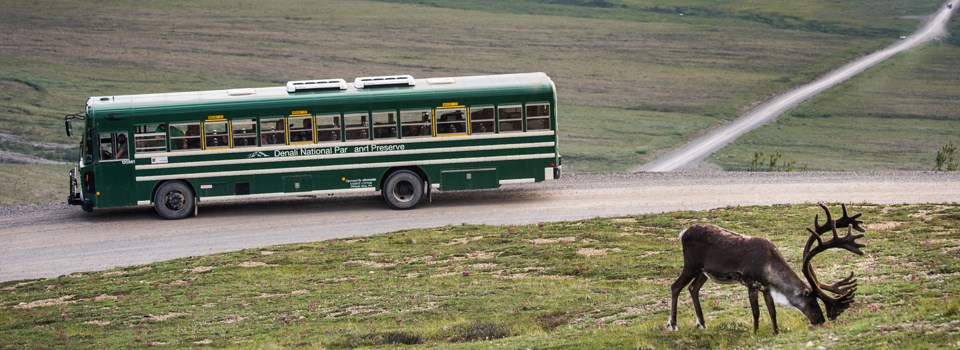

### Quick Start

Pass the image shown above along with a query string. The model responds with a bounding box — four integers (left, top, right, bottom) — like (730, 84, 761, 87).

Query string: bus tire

(382, 170, 424, 210)
(154, 181, 195, 220)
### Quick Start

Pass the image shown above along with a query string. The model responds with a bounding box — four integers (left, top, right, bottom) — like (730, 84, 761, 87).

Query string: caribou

(667, 204, 866, 334)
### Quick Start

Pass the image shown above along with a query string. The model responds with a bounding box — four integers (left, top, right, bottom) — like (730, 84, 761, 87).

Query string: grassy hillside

(0, 164, 70, 206)
(0, 0, 953, 205)
(2, 203, 958, 348)
(711, 42, 960, 171)
(0, 0, 940, 160)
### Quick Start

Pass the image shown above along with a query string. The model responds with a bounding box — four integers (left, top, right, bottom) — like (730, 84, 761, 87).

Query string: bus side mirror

(65, 120, 73, 137)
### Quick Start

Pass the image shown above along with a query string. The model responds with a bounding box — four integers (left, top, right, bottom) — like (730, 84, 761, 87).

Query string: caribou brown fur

(667, 204, 866, 334)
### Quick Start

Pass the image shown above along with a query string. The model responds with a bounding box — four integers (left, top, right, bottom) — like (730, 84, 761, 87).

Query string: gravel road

(1, 172, 958, 282)
(637, 2, 958, 172)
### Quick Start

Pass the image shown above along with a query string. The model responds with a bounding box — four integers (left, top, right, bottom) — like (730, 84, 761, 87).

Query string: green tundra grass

(1, 204, 958, 348)
(0, 164, 70, 206)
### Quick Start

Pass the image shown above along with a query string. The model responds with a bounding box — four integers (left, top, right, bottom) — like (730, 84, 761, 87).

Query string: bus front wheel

(154, 181, 195, 220)
(382, 170, 424, 210)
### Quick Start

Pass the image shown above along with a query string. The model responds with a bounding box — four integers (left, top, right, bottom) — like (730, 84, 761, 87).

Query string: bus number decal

(342, 177, 376, 188)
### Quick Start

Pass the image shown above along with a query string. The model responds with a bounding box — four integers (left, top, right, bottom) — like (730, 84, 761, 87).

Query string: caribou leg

(748, 286, 761, 334)
(668, 268, 700, 331)
(688, 273, 709, 329)
(762, 290, 779, 335)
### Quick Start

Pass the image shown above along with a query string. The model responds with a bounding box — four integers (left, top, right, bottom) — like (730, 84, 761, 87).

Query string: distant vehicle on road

(899, 35, 907, 40)
(64, 73, 562, 219)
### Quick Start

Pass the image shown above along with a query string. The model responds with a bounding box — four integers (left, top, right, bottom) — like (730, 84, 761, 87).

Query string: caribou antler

(803, 206, 866, 320)
(811, 203, 865, 237)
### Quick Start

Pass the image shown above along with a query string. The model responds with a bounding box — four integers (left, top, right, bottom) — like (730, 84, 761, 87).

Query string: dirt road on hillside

(1, 172, 958, 282)
(637, 2, 958, 172)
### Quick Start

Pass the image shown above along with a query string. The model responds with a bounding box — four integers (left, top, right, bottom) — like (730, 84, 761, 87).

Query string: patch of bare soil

(527, 236, 577, 244)
(444, 236, 484, 246)
(14, 295, 75, 309)
(184, 266, 213, 273)
(577, 247, 622, 256)
(866, 222, 903, 231)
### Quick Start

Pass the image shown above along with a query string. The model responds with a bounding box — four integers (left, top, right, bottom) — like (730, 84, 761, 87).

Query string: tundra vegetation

(1, 204, 958, 348)
(0, 0, 951, 187)
(935, 142, 959, 171)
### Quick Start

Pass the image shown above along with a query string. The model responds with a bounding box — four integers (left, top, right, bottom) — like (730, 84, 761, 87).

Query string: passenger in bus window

(276, 120, 287, 144)
(115, 134, 128, 159)
(164, 125, 187, 149)
(186, 125, 201, 149)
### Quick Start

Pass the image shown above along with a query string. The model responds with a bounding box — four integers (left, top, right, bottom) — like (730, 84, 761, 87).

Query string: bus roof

(86, 72, 554, 115)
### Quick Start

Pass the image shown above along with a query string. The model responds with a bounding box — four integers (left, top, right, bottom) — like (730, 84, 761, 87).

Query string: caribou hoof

(666, 323, 677, 331)
(696, 322, 706, 329)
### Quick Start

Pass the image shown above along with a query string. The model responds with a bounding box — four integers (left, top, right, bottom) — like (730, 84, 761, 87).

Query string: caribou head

(667, 204, 866, 334)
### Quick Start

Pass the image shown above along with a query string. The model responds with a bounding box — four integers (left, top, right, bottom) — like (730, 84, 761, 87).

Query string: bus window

(289, 116, 314, 143)
(436, 108, 466, 135)
(525, 103, 551, 131)
(204, 121, 230, 149)
(99, 132, 128, 161)
(134, 123, 167, 153)
(170, 123, 201, 150)
(260, 118, 286, 145)
(232, 119, 257, 147)
(498, 105, 522, 132)
(400, 109, 431, 138)
(372, 111, 397, 139)
(344, 113, 369, 141)
(470, 106, 494, 134)
(316, 114, 341, 142)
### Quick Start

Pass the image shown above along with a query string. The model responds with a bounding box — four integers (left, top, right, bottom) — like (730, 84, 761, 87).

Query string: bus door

(95, 131, 135, 207)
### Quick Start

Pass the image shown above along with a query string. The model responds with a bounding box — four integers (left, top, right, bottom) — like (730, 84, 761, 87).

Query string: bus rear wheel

(154, 181, 195, 220)
(382, 170, 424, 210)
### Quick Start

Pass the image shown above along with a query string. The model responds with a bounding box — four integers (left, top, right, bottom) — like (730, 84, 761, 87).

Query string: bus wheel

(154, 181, 195, 220)
(382, 170, 424, 210)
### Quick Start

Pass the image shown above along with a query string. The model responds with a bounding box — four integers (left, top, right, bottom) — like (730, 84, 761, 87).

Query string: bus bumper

(67, 167, 89, 206)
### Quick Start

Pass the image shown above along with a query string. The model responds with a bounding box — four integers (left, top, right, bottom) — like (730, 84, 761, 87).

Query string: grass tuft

(535, 310, 572, 331)
(447, 320, 512, 342)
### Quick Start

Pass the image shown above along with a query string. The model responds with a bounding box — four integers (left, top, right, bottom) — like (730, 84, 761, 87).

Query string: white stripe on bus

(136, 142, 555, 170)
(134, 130, 556, 159)
(135, 153, 557, 182)
(498, 178, 535, 185)
(135, 187, 377, 205)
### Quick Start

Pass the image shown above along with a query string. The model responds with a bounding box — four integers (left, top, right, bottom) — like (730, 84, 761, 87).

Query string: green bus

(65, 72, 561, 219)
